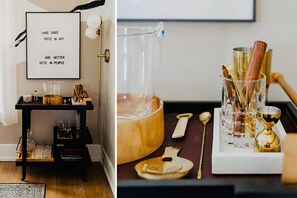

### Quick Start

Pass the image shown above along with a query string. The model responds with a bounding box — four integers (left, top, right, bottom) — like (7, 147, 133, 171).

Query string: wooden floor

(0, 162, 113, 198)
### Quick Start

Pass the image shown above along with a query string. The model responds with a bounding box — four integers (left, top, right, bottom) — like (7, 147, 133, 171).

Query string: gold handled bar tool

(197, 112, 212, 179)
(172, 113, 193, 139)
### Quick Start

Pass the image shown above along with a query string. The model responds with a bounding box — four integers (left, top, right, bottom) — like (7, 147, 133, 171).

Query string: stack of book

(60, 147, 82, 161)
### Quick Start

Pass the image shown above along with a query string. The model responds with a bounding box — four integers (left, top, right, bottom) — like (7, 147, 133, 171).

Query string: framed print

(26, 12, 81, 79)
(118, 0, 255, 22)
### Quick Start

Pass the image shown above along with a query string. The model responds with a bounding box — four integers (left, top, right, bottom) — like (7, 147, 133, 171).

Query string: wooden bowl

(42, 95, 62, 105)
(117, 97, 164, 165)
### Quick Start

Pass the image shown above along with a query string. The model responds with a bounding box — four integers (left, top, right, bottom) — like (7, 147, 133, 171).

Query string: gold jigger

(255, 106, 281, 152)
(233, 47, 272, 99)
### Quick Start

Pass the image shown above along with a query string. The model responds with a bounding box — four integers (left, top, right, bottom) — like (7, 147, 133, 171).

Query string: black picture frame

(26, 12, 81, 79)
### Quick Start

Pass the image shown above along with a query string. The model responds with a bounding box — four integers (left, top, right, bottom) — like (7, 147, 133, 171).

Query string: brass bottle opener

(172, 113, 193, 138)
(135, 147, 193, 180)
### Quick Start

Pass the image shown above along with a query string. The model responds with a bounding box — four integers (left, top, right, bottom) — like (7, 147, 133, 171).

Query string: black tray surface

(118, 101, 297, 197)
(15, 96, 94, 110)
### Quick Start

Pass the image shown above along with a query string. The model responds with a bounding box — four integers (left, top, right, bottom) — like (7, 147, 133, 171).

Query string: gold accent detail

(223, 64, 247, 108)
(176, 113, 193, 119)
(271, 72, 297, 107)
(255, 106, 281, 152)
(197, 112, 212, 179)
(135, 147, 193, 180)
(233, 47, 272, 98)
(98, 49, 110, 63)
(96, 15, 110, 63)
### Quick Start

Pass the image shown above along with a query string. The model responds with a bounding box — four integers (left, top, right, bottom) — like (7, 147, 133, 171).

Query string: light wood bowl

(117, 97, 164, 165)
(42, 95, 62, 105)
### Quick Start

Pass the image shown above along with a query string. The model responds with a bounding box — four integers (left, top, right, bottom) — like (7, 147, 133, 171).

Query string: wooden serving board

(16, 152, 54, 162)
(16, 144, 54, 162)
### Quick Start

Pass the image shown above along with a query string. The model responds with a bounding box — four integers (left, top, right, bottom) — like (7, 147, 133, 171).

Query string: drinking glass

(34, 145, 44, 158)
(65, 120, 71, 133)
(43, 145, 52, 158)
(58, 120, 65, 131)
(221, 73, 266, 148)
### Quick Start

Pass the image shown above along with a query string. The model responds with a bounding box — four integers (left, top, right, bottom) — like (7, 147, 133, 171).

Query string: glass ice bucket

(117, 22, 164, 122)
(42, 81, 63, 105)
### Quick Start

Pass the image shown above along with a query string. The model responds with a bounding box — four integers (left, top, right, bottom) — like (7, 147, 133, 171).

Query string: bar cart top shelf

(15, 96, 94, 110)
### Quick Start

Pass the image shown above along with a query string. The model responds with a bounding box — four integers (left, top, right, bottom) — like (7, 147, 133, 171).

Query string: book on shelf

(60, 152, 82, 161)
(60, 147, 82, 161)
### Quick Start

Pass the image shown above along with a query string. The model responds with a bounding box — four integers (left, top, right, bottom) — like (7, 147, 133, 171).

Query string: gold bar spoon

(197, 112, 212, 179)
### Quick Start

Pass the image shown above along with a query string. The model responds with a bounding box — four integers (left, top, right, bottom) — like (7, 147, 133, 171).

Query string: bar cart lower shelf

(15, 96, 94, 181)
(16, 127, 92, 166)
(15, 127, 93, 181)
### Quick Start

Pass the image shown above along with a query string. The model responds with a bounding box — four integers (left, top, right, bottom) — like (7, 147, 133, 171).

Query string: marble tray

(212, 108, 286, 174)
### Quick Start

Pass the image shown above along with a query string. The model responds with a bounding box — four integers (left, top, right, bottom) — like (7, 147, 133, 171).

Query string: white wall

(0, 0, 115, 194)
(0, 1, 101, 144)
(100, 18, 115, 194)
(98, 0, 116, 194)
(119, 0, 297, 103)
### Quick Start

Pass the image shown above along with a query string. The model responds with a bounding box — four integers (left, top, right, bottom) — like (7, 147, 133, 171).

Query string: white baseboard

(0, 144, 17, 161)
(86, 144, 101, 162)
(0, 144, 102, 162)
(102, 147, 115, 195)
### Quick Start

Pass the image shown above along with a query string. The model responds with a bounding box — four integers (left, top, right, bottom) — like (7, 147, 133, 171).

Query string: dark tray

(53, 127, 93, 145)
(54, 146, 92, 166)
(118, 101, 297, 198)
(15, 96, 94, 110)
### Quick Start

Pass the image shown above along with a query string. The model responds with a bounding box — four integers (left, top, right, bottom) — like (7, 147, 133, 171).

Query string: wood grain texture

(234, 41, 267, 133)
(243, 40, 267, 103)
(0, 162, 113, 198)
(117, 98, 164, 165)
(281, 134, 297, 183)
(271, 73, 297, 107)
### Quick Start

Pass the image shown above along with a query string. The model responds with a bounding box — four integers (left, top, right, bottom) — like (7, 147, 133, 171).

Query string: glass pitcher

(117, 22, 164, 122)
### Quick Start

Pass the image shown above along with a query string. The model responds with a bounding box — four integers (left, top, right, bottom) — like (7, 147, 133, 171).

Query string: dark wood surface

(15, 96, 94, 110)
(15, 96, 94, 181)
(118, 101, 297, 197)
